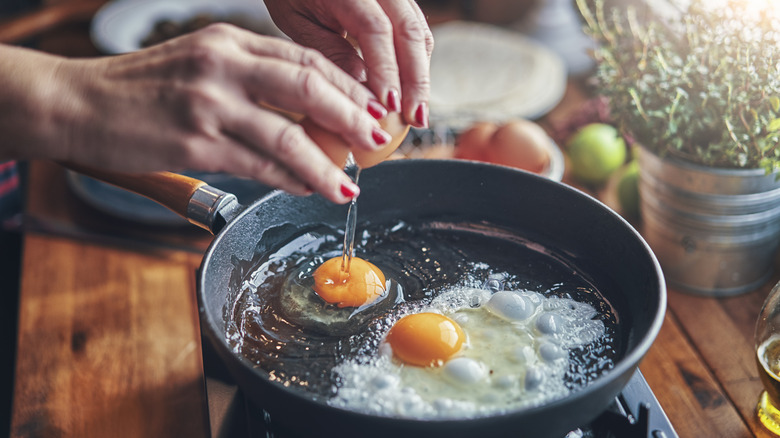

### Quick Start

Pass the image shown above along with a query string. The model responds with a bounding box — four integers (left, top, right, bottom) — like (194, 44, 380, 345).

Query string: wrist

(0, 45, 84, 162)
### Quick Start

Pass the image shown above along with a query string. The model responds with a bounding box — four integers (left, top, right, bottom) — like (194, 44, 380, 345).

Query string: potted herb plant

(576, 0, 780, 295)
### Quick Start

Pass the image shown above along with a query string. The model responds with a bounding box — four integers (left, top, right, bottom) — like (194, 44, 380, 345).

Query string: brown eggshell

(485, 119, 550, 174)
(300, 113, 410, 169)
(353, 112, 410, 168)
(454, 121, 498, 161)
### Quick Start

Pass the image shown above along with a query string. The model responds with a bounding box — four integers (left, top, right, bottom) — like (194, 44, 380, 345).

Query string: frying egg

(385, 313, 465, 367)
(329, 286, 606, 419)
(313, 256, 386, 308)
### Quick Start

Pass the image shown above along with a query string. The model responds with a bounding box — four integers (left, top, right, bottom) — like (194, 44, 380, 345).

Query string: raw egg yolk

(385, 313, 465, 367)
(312, 257, 386, 308)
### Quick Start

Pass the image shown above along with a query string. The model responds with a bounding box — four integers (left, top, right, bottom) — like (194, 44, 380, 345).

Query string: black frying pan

(72, 159, 666, 438)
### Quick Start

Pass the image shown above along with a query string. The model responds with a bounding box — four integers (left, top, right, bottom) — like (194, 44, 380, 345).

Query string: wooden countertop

(6, 2, 779, 437)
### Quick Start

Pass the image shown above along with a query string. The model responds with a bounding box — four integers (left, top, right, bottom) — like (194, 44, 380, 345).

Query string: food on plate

(313, 256, 386, 308)
(302, 112, 411, 169)
(455, 119, 551, 174)
(566, 123, 627, 184)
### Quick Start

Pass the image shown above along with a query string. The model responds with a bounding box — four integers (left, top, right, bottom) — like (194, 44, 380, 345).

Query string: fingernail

(367, 99, 387, 120)
(340, 181, 360, 198)
(372, 127, 391, 145)
(414, 102, 428, 128)
(386, 89, 401, 113)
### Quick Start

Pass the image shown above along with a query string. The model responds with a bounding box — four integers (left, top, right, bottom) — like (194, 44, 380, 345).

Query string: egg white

(329, 287, 605, 419)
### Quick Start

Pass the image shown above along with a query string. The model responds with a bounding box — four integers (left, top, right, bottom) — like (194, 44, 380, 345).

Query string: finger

(238, 56, 390, 153)
(180, 130, 314, 197)
(263, 18, 369, 82)
(229, 28, 378, 114)
(321, 1, 402, 114)
(378, 0, 433, 128)
(220, 102, 359, 204)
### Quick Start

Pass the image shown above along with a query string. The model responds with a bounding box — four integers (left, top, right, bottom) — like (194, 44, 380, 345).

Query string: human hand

(263, 0, 434, 128)
(1, 25, 397, 203)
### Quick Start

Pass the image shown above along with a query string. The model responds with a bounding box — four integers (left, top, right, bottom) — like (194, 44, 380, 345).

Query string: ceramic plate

(429, 21, 567, 130)
(91, 0, 281, 54)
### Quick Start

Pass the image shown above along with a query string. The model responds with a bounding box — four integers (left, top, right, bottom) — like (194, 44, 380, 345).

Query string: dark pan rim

(197, 159, 667, 426)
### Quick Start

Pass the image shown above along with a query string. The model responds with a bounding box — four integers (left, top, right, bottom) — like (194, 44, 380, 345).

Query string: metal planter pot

(638, 147, 780, 296)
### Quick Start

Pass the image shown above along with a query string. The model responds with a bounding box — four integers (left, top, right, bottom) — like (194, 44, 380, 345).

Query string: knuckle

(249, 157, 277, 176)
(295, 67, 326, 103)
(424, 28, 435, 55)
(198, 22, 238, 39)
(180, 26, 238, 75)
(183, 43, 224, 76)
(358, 13, 393, 36)
(274, 123, 308, 159)
(347, 108, 367, 135)
(297, 47, 328, 69)
(394, 15, 428, 45)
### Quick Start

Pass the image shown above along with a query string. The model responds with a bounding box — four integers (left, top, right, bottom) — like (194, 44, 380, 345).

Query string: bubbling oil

(225, 219, 620, 403)
(757, 334, 780, 434)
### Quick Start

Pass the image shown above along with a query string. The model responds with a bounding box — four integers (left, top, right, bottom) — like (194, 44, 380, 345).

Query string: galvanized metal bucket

(638, 147, 780, 296)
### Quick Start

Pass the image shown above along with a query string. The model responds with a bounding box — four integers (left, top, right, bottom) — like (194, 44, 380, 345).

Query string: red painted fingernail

(386, 89, 401, 113)
(367, 99, 387, 120)
(415, 102, 428, 128)
(340, 182, 360, 198)
(372, 127, 391, 145)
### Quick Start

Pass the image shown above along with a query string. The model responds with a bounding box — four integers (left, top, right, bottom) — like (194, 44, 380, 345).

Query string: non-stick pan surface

(196, 159, 665, 438)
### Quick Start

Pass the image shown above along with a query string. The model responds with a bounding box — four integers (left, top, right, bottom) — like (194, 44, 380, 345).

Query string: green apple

(567, 123, 627, 184)
(617, 160, 640, 218)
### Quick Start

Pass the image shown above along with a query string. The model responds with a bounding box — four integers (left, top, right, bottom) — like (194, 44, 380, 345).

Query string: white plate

(429, 21, 566, 130)
(91, 0, 281, 54)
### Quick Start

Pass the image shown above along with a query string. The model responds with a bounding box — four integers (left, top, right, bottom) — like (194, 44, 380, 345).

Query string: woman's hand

(263, 0, 434, 128)
(0, 25, 398, 203)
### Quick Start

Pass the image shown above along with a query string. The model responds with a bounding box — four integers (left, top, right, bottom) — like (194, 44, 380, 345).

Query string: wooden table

(5, 2, 779, 437)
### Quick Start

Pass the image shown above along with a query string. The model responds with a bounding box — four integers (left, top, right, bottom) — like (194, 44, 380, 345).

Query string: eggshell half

(301, 113, 410, 169)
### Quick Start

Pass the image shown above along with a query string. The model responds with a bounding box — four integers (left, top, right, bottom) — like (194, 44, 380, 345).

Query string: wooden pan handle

(0, 1, 105, 44)
(62, 163, 207, 219)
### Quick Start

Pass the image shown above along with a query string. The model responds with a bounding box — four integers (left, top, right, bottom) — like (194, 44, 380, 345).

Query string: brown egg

(421, 144, 456, 159)
(454, 121, 498, 161)
(301, 113, 410, 169)
(484, 119, 550, 174)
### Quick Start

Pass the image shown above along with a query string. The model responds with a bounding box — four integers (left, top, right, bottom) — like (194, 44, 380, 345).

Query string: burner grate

(203, 366, 677, 438)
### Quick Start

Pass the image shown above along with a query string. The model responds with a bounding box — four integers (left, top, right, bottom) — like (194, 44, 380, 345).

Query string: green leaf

(772, 97, 780, 112)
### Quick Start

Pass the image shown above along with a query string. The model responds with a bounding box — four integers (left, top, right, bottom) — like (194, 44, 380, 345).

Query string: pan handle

(61, 163, 242, 234)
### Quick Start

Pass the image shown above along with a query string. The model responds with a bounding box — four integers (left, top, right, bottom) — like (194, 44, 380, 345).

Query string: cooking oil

(757, 334, 780, 434)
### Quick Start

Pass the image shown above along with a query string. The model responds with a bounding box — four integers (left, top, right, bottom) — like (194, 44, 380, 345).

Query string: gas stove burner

(203, 353, 678, 438)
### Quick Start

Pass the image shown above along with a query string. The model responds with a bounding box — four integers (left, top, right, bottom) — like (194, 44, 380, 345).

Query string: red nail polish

(340, 182, 359, 198)
(367, 99, 387, 120)
(372, 127, 390, 145)
(415, 102, 428, 128)
(387, 89, 401, 113)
